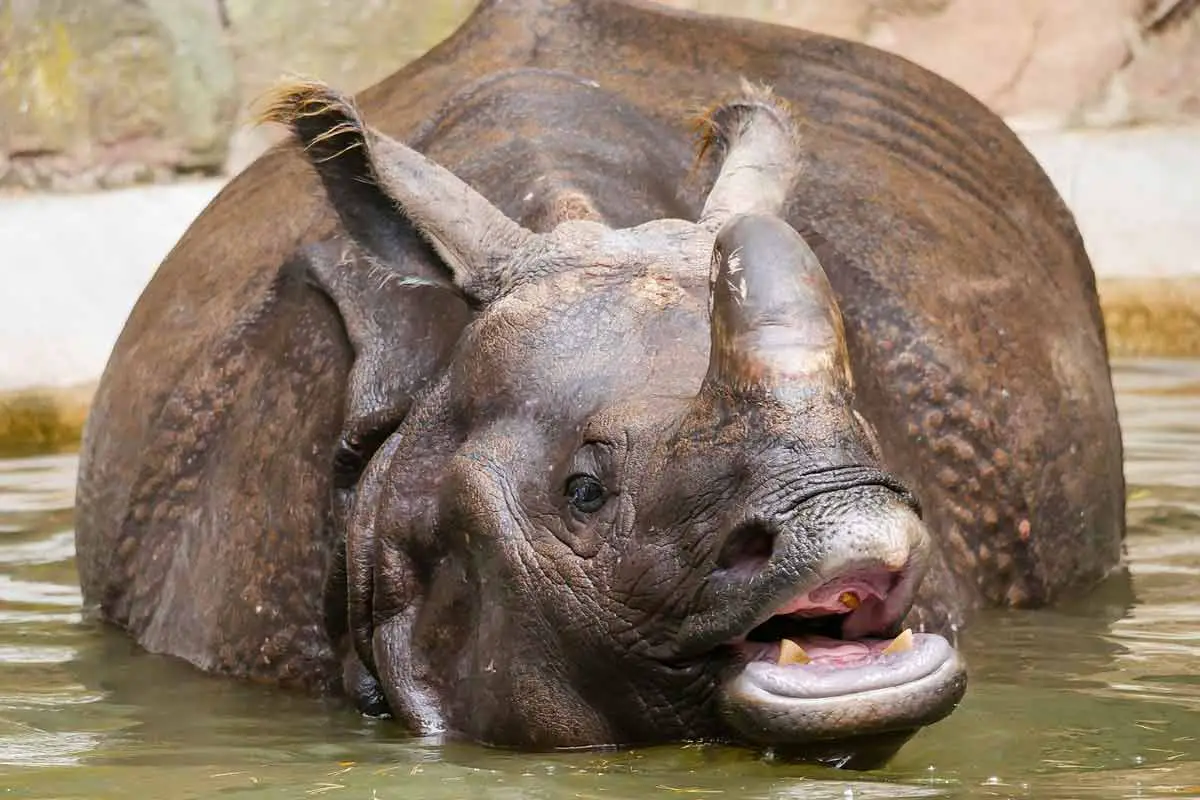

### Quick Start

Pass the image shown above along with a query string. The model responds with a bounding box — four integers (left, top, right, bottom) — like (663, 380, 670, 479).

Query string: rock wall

(0, 0, 234, 190)
(0, 0, 476, 190)
(0, 0, 1196, 190)
(667, 0, 1200, 129)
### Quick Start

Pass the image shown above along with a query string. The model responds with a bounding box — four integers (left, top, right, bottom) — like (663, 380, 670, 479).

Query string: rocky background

(1, 0, 1197, 192)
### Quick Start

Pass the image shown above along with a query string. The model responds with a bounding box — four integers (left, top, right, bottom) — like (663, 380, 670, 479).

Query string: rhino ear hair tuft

(257, 80, 375, 178)
(692, 80, 787, 161)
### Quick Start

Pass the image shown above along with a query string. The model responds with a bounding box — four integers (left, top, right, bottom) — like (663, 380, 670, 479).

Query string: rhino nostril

(716, 521, 777, 577)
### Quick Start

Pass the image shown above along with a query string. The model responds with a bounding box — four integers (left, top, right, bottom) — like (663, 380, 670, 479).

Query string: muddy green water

(0, 360, 1196, 799)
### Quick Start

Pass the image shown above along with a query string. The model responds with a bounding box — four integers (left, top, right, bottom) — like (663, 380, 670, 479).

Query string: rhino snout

(705, 485, 965, 750)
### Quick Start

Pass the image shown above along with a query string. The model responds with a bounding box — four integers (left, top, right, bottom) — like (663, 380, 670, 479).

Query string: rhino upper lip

(727, 569, 905, 659)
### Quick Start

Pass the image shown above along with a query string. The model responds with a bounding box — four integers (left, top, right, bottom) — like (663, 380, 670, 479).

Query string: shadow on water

(0, 359, 1198, 799)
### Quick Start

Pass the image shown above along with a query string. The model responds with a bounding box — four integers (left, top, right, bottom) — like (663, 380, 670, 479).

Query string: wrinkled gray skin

(75, 0, 1124, 768)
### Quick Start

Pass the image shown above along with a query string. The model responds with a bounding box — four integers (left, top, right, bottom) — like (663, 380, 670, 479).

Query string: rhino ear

(259, 81, 536, 305)
(697, 81, 803, 230)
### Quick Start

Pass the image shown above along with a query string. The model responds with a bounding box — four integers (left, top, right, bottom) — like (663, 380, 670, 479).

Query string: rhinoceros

(74, 0, 1124, 765)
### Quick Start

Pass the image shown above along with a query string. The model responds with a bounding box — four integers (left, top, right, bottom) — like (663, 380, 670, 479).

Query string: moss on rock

(0, 384, 93, 457)
(1099, 278, 1200, 358)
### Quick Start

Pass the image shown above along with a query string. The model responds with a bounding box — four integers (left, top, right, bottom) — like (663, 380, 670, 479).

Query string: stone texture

(224, 0, 476, 103)
(0, 179, 223, 391)
(870, 0, 1141, 128)
(667, 0, 876, 39)
(0, 0, 235, 191)
(1022, 126, 1200, 280)
(1100, 0, 1200, 124)
(665, 0, 1191, 129)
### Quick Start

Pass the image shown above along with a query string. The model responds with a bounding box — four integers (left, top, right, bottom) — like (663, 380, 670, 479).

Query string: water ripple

(0, 575, 82, 608)
(0, 727, 102, 768)
(0, 531, 75, 566)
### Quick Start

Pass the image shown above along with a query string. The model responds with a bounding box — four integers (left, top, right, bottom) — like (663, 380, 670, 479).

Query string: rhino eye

(566, 474, 606, 513)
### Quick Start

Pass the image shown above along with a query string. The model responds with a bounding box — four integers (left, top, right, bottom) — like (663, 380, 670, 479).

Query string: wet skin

(74, 0, 1122, 765)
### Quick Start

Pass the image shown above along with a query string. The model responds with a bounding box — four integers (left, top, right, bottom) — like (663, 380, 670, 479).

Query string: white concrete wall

(1023, 127, 1200, 280)
(0, 181, 222, 391)
(1, 126, 1197, 392)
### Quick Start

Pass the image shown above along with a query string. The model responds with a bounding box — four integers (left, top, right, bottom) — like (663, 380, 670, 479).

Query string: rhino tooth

(777, 638, 813, 666)
(881, 628, 914, 656)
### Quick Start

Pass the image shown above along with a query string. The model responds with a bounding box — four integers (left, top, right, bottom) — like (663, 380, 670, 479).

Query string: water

(0, 360, 1196, 799)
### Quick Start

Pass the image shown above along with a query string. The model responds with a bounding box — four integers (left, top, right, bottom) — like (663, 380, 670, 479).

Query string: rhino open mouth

(717, 568, 966, 750)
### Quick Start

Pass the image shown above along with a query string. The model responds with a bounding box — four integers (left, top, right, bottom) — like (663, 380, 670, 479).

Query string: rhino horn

(259, 80, 535, 304)
(697, 85, 851, 402)
(704, 214, 852, 402)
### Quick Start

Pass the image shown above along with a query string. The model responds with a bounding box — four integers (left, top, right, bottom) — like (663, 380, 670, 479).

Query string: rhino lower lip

(734, 631, 954, 699)
(718, 630, 966, 745)
(708, 563, 965, 744)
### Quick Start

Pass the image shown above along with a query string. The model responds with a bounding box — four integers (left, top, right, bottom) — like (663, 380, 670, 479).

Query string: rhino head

(264, 80, 965, 763)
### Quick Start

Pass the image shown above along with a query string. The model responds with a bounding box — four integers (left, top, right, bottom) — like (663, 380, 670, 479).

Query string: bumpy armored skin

(75, 0, 1123, 761)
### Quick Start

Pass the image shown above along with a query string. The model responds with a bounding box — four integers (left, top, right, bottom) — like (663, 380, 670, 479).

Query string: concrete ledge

(0, 384, 93, 457)
(1099, 277, 1200, 358)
